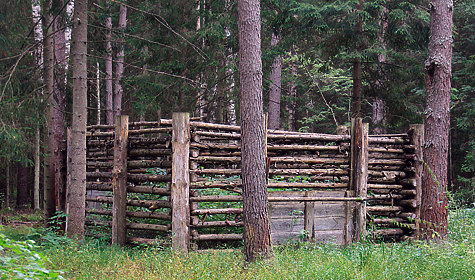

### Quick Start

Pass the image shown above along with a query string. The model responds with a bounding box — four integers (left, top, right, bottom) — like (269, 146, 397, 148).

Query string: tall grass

(3, 209, 475, 279)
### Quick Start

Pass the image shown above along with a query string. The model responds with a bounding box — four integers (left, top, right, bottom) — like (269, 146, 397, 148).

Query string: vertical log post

(171, 112, 190, 253)
(409, 124, 424, 239)
(112, 115, 129, 246)
(304, 191, 316, 241)
(350, 118, 369, 242)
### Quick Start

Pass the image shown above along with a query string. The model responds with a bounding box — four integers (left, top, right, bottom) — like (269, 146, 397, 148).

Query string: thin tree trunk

(32, 0, 43, 210)
(5, 162, 10, 208)
(105, 0, 113, 125)
(114, 2, 127, 119)
(68, 0, 88, 240)
(237, 0, 272, 262)
(97, 61, 101, 125)
(421, 0, 453, 240)
(268, 32, 282, 130)
(43, 0, 56, 226)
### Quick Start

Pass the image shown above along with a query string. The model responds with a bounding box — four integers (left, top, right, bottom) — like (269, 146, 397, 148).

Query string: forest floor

(1, 208, 475, 279)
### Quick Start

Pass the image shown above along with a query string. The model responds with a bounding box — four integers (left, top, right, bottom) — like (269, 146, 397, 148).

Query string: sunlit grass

(2, 209, 475, 279)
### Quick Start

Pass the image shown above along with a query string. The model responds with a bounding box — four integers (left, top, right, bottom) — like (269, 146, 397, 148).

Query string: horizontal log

(267, 144, 342, 151)
(369, 194, 405, 200)
(367, 206, 404, 212)
(129, 121, 162, 127)
(126, 237, 163, 245)
(127, 222, 170, 232)
(399, 178, 418, 187)
(191, 220, 243, 228)
(368, 159, 406, 166)
(87, 161, 113, 168)
(189, 195, 364, 202)
(128, 185, 169, 195)
(87, 139, 114, 147)
(85, 219, 170, 232)
(270, 169, 348, 176)
(191, 169, 241, 176)
(191, 208, 243, 215)
(87, 172, 112, 178)
(128, 128, 171, 135)
(88, 124, 115, 130)
(87, 182, 113, 191)
(368, 147, 405, 154)
(128, 160, 172, 169)
(87, 151, 113, 157)
(267, 133, 350, 142)
(193, 156, 241, 163)
(400, 199, 417, 208)
(368, 170, 407, 178)
(86, 196, 170, 209)
(190, 195, 242, 202)
(86, 208, 171, 221)
(128, 174, 172, 183)
(192, 234, 243, 241)
(369, 133, 408, 138)
(87, 131, 114, 137)
(398, 212, 417, 220)
(398, 189, 417, 196)
(267, 182, 348, 189)
(129, 149, 171, 157)
(129, 136, 170, 145)
(270, 157, 349, 165)
(368, 137, 408, 144)
(190, 143, 240, 150)
(369, 153, 415, 160)
(194, 131, 241, 139)
(371, 218, 404, 225)
(372, 228, 405, 236)
(368, 184, 404, 190)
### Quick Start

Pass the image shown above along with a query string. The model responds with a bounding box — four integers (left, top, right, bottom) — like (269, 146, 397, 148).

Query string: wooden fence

(82, 113, 423, 252)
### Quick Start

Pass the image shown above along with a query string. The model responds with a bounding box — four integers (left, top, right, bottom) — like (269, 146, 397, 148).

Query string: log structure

(82, 115, 422, 249)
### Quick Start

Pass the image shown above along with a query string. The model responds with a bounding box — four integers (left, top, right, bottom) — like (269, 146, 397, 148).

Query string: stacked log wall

(85, 121, 173, 244)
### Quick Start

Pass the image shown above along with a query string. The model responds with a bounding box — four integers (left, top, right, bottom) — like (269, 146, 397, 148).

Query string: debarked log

(270, 157, 349, 165)
(367, 206, 404, 212)
(191, 234, 243, 241)
(190, 143, 240, 150)
(128, 127, 171, 135)
(368, 137, 408, 144)
(267, 144, 343, 151)
(128, 174, 172, 182)
(368, 184, 403, 190)
(86, 195, 170, 208)
(270, 168, 348, 176)
(368, 159, 407, 166)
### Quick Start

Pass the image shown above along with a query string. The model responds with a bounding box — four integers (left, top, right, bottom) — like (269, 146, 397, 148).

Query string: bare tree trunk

(32, 0, 43, 210)
(238, 0, 272, 262)
(114, 2, 127, 119)
(54, 0, 68, 215)
(6, 162, 10, 208)
(421, 0, 453, 240)
(43, 0, 56, 226)
(96, 61, 101, 125)
(105, 0, 113, 125)
(268, 33, 282, 130)
(352, 0, 363, 118)
(68, 0, 88, 240)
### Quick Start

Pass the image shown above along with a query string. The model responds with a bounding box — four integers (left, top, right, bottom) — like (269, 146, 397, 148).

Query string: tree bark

(43, 0, 56, 226)
(286, 47, 297, 131)
(67, 0, 88, 240)
(268, 33, 282, 130)
(114, 2, 127, 119)
(238, 0, 272, 262)
(421, 0, 453, 240)
(16, 163, 29, 208)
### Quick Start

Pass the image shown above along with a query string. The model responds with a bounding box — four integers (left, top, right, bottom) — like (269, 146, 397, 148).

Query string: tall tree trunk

(54, 0, 68, 215)
(96, 61, 101, 125)
(43, 0, 57, 226)
(352, 0, 364, 118)
(68, 0, 88, 240)
(238, 0, 272, 262)
(286, 48, 297, 131)
(421, 0, 453, 240)
(105, 0, 113, 125)
(5, 162, 10, 208)
(268, 33, 282, 130)
(372, 5, 389, 135)
(17, 163, 29, 208)
(32, 0, 43, 210)
(114, 2, 127, 119)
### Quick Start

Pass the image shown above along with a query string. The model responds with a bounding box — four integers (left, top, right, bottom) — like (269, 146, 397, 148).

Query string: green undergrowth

(1, 209, 475, 279)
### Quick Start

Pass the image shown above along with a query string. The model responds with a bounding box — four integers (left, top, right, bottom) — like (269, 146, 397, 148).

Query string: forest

(0, 0, 473, 259)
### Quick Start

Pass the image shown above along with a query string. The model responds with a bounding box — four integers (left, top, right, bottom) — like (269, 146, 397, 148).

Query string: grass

(2, 209, 475, 279)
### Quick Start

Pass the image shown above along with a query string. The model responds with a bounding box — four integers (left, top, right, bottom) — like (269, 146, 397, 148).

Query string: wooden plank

(112, 115, 128, 246)
(409, 124, 423, 239)
(171, 113, 190, 253)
